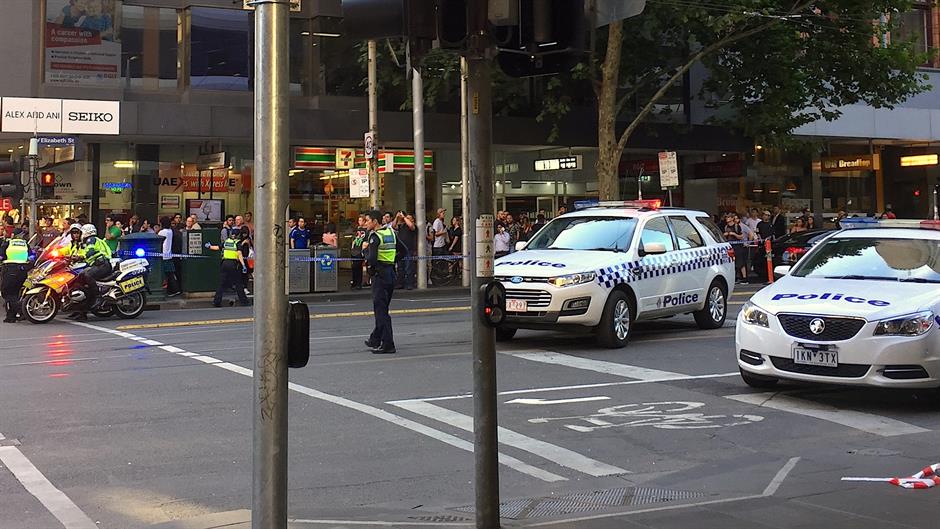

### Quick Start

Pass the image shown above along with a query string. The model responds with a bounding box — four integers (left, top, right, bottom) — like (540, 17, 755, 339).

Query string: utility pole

(368, 40, 380, 209)
(466, 2, 499, 526)
(413, 65, 428, 289)
(252, 1, 289, 528)
(460, 56, 470, 288)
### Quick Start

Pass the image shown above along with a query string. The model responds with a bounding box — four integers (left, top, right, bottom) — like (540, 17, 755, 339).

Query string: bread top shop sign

(1, 97, 120, 135)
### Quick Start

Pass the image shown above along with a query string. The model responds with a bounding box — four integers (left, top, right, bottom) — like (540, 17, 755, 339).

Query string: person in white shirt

(431, 208, 448, 256)
(157, 217, 181, 296)
(744, 208, 761, 233)
(494, 224, 512, 258)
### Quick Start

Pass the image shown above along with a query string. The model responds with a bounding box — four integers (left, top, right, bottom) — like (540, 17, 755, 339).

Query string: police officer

(0, 229, 32, 323)
(66, 224, 113, 321)
(206, 231, 250, 307)
(363, 210, 408, 354)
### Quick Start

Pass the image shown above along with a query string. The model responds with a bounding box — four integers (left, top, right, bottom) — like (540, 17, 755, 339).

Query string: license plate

(119, 276, 145, 293)
(792, 345, 838, 367)
(507, 299, 528, 312)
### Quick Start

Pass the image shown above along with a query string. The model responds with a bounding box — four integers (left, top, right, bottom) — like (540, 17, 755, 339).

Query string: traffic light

(287, 300, 310, 368)
(480, 281, 506, 327)
(437, 0, 468, 49)
(0, 160, 22, 203)
(493, 0, 587, 78)
(40, 172, 55, 200)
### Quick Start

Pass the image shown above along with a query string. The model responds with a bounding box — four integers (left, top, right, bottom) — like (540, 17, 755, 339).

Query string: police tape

(842, 463, 940, 489)
(117, 250, 470, 263)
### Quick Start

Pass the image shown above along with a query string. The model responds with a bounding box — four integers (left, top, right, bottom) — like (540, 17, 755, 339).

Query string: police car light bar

(840, 218, 940, 230)
(574, 199, 662, 210)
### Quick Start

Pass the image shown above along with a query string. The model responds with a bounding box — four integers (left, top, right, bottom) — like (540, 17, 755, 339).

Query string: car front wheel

(597, 290, 633, 349)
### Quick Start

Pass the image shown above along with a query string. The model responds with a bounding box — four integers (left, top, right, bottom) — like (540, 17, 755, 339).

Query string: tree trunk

(596, 21, 623, 201)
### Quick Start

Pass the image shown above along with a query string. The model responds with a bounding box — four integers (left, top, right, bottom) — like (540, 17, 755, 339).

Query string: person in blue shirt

(290, 217, 311, 250)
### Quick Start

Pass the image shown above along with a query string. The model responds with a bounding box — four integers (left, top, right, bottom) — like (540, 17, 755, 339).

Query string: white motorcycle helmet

(81, 223, 97, 241)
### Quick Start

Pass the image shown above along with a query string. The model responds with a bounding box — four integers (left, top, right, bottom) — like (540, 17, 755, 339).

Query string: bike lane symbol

(527, 401, 764, 432)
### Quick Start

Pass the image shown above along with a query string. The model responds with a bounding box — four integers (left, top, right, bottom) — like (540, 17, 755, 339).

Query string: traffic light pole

(466, 33, 500, 529)
(252, 1, 289, 528)
(368, 40, 380, 209)
(413, 66, 428, 289)
(460, 57, 471, 288)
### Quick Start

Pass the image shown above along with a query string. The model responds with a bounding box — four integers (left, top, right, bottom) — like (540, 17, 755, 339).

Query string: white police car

(494, 200, 736, 348)
(737, 218, 940, 389)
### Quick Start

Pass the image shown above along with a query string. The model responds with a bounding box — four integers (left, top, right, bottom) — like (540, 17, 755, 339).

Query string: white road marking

(390, 372, 739, 405)
(291, 520, 470, 526)
(507, 396, 611, 406)
(0, 445, 97, 529)
(67, 321, 566, 483)
(392, 400, 628, 477)
(763, 456, 801, 496)
(725, 393, 930, 437)
(508, 351, 684, 380)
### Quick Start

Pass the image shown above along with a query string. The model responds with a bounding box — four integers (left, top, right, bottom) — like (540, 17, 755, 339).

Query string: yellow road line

(117, 306, 469, 330)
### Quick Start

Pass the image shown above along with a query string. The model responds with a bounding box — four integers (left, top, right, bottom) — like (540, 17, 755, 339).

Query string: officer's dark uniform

(364, 224, 408, 353)
(213, 236, 250, 307)
(0, 234, 31, 322)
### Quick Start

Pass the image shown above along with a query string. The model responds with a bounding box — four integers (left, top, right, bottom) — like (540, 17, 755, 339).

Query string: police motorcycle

(20, 226, 150, 323)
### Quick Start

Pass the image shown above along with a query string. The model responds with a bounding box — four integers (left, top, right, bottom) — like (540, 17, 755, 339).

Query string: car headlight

(874, 311, 934, 336)
(741, 301, 769, 327)
(549, 272, 596, 288)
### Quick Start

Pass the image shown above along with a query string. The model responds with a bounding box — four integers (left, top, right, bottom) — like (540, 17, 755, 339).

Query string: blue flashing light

(134, 248, 146, 258)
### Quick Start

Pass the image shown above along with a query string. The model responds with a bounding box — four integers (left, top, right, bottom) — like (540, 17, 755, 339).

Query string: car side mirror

(639, 242, 667, 257)
(773, 265, 791, 279)
(514, 241, 527, 252)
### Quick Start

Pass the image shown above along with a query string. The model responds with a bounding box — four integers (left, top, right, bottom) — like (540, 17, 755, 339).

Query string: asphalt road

(1, 286, 939, 529)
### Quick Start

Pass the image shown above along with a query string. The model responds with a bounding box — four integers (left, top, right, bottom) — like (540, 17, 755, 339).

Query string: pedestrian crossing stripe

(596, 245, 733, 289)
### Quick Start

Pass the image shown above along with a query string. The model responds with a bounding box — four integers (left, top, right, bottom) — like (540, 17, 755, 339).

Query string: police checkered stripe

(595, 245, 732, 288)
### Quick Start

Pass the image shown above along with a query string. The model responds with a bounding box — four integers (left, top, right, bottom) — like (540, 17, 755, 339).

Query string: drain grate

(630, 487, 705, 506)
(449, 486, 704, 520)
(409, 515, 473, 523)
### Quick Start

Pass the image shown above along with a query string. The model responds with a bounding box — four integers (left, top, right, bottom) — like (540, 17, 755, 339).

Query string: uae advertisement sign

(45, 0, 121, 86)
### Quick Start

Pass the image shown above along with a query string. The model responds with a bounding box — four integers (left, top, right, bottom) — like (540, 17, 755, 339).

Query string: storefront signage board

(1, 97, 119, 134)
(658, 151, 679, 189)
(534, 155, 582, 172)
(161, 194, 181, 210)
(196, 152, 226, 171)
(693, 160, 744, 179)
(820, 154, 880, 172)
(336, 148, 355, 169)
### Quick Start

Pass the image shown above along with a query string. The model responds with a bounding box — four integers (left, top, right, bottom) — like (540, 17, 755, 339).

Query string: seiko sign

(0, 97, 119, 135)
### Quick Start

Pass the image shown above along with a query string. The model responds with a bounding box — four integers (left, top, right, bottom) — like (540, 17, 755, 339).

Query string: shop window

(121, 5, 178, 88)
(893, 6, 930, 55)
(669, 216, 705, 249)
(190, 7, 252, 91)
(640, 218, 675, 252)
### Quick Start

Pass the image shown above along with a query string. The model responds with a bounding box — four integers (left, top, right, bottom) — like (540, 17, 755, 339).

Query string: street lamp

(26, 137, 40, 240)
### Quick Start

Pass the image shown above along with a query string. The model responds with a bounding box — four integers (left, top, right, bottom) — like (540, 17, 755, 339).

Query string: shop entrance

(36, 200, 92, 225)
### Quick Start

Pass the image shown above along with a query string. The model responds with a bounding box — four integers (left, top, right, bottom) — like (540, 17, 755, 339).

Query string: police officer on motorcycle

(1, 228, 32, 323)
(64, 224, 113, 321)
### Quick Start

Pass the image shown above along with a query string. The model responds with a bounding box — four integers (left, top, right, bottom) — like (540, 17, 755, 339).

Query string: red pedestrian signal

(40, 172, 55, 199)
(41, 172, 55, 186)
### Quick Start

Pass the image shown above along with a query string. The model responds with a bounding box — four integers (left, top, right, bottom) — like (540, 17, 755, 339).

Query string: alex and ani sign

(1, 97, 119, 135)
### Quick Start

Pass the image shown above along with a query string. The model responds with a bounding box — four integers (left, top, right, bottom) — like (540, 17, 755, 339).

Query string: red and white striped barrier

(842, 463, 940, 489)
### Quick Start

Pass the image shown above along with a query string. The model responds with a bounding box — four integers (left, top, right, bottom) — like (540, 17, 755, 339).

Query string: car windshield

(525, 216, 637, 252)
(791, 236, 940, 283)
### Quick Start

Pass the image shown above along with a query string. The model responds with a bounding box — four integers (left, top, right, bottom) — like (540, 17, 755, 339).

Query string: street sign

(349, 168, 370, 198)
(658, 151, 679, 189)
(475, 214, 494, 277)
(0, 198, 12, 211)
(364, 131, 375, 159)
(639, 174, 651, 183)
(37, 135, 76, 146)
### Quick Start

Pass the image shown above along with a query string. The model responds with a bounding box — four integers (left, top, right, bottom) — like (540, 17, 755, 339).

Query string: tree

(555, 1, 933, 200)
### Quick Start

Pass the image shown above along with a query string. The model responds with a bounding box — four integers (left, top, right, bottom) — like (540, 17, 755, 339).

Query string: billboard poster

(45, 0, 121, 86)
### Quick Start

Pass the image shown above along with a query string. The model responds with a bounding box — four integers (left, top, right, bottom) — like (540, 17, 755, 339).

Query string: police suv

(737, 218, 940, 389)
(494, 201, 736, 348)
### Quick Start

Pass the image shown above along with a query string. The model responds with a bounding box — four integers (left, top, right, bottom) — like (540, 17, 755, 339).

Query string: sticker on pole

(658, 151, 679, 189)
(475, 214, 495, 277)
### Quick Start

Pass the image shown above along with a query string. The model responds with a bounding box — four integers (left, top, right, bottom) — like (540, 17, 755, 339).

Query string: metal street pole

(413, 66, 428, 289)
(368, 40, 379, 209)
(466, 10, 500, 525)
(460, 56, 470, 288)
(253, 1, 289, 528)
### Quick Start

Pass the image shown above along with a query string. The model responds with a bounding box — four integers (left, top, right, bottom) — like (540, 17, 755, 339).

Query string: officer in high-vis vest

(0, 229, 32, 323)
(363, 210, 409, 354)
(206, 232, 250, 307)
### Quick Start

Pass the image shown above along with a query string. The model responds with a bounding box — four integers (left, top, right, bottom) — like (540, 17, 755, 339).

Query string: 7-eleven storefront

(291, 147, 435, 228)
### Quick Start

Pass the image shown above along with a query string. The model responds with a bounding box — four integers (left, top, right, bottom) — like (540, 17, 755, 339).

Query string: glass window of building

(894, 6, 930, 55)
(121, 5, 178, 89)
(190, 7, 252, 91)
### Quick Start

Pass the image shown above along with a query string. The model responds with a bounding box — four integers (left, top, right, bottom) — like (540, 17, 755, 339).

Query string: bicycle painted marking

(528, 401, 764, 432)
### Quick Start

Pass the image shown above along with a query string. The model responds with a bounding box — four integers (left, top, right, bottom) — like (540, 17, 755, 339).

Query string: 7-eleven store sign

(293, 147, 433, 173)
